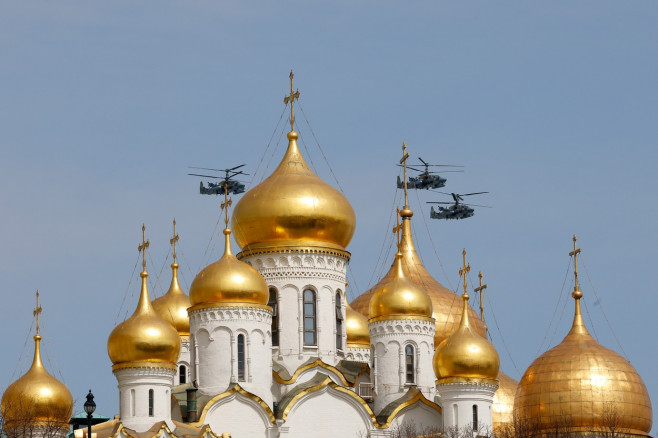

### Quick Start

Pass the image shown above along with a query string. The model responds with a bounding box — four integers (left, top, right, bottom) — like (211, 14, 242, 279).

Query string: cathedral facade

(2, 80, 653, 438)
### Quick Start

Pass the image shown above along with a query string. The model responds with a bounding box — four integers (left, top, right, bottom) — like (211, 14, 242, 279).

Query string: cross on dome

(569, 234, 582, 299)
(474, 271, 488, 332)
(221, 185, 233, 230)
(138, 224, 150, 272)
(392, 207, 403, 250)
(459, 249, 471, 298)
(399, 141, 411, 208)
(33, 290, 42, 335)
(170, 219, 179, 263)
(283, 70, 301, 132)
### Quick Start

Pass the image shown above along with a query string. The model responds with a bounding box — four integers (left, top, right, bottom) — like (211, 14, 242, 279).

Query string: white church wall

(390, 403, 442, 435)
(203, 394, 273, 438)
(280, 388, 373, 438)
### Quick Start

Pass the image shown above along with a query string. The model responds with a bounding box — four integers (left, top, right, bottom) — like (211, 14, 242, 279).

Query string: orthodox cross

(399, 141, 410, 207)
(393, 207, 403, 250)
(33, 290, 42, 335)
(221, 184, 233, 229)
(170, 219, 179, 263)
(138, 224, 150, 272)
(474, 271, 488, 332)
(283, 70, 301, 132)
(569, 234, 582, 291)
(459, 249, 471, 297)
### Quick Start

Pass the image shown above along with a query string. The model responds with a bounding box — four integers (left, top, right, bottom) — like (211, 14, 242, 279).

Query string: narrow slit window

(179, 365, 187, 384)
(268, 288, 279, 347)
(405, 345, 415, 384)
(237, 334, 245, 381)
(303, 289, 317, 346)
(335, 292, 343, 350)
(472, 405, 478, 431)
(148, 389, 154, 417)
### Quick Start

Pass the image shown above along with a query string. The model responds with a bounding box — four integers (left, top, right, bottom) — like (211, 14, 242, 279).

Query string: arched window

(405, 345, 415, 384)
(179, 365, 187, 384)
(268, 288, 279, 347)
(472, 405, 478, 431)
(237, 334, 246, 381)
(335, 292, 343, 350)
(130, 389, 135, 416)
(148, 389, 154, 417)
(303, 289, 317, 346)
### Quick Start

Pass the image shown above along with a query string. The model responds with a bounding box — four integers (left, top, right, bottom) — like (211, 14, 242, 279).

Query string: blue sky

(1, 1, 657, 432)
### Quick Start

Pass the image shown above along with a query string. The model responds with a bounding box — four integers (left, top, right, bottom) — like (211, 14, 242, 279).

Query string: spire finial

(399, 141, 411, 208)
(138, 224, 150, 272)
(474, 271, 488, 333)
(283, 70, 301, 133)
(33, 290, 42, 335)
(393, 207, 403, 251)
(221, 184, 233, 230)
(569, 234, 582, 299)
(459, 249, 471, 299)
(170, 219, 179, 263)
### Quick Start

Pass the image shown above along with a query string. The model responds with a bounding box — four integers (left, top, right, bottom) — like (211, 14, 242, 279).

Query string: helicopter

(427, 192, 490, 220)
(188, 164, 248, 196)
(397, 157, 463, 190)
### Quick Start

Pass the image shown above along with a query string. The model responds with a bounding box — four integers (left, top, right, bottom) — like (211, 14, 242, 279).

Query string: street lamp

(83, 390, 96, 438)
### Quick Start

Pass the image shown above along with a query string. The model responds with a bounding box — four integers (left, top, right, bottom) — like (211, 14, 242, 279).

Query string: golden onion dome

(492, 371, 518, 431)
(189, 228, 268, 306)
(107, 270, 181, 368)
(1, 334, 74, 427)
(351, 209, 485, 343)
(231, 131, 356, 251)
(434, 291, 500, 381)
(514, 289, 652, 435)
(345, 300, 370, 348)
(369, 251, 433, 320)
(152, 262, 191, 335)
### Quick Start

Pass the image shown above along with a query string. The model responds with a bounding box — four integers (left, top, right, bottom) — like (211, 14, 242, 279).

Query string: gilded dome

(107, 271, 181, 368)
(369, 252, 433, 320)
(514, 293, 652, 435)
(346, 300, 370, 348)
(152, 262, 191, 335)
(493, 371, 519, 431)
(351, 209, 485, 343)
(1, 335, 73, 428)
(190, 228, 268, 306)
(231, 131, 356, 251)
(434, 292, 500, 381)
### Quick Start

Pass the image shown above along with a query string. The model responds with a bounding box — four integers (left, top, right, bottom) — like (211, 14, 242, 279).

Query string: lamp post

(83, 390, 96, 438)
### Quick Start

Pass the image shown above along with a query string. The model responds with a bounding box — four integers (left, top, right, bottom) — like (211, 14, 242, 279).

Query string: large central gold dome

(351, 209, 485, 344)
(232, 131, 356, 251)
(514, 293, 652, 435)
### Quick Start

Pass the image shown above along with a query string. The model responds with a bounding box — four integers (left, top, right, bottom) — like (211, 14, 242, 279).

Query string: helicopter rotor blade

(429, 191, 453, 196)
(418, 157, 429, 166)
(426, 170, 464, 174)
(229, 171, 250, 177)
(425, 164, 464, 167)
(229, 164, 246, 171)
(426, 202, 453, 205)
(188, 166, 225, 172)
(461, 192, 489, 196)
(188, 173, 224, 179)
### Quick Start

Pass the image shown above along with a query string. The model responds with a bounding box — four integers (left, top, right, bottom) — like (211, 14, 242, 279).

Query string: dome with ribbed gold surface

(2, 334, 73, 429)
(152, 262, 191, 335)
(351, 208, 485, 343)
(514, 290, 652, 435)
(190, 228, 268, 306)
(433, 291, 499, 381)
(231, 131, 356, 252)
(492, 371, 518, 431)
(107, 270, 181, 368)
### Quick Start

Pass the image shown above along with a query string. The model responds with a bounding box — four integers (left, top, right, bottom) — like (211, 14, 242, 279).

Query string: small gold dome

(514, 293, 652, 435)
(152, 262, 191, 335)
(107, 271, 181, 368)
(434, 292, 500, 381)
(2, 335, 73, 428)
(369, 252, 433, 320)
(190, 229, 268, 306)
(346, 300, 370, 348)
(231, 131, 356, 251)
(493, 371, 518, 431)
(351, 210, 485, 343)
